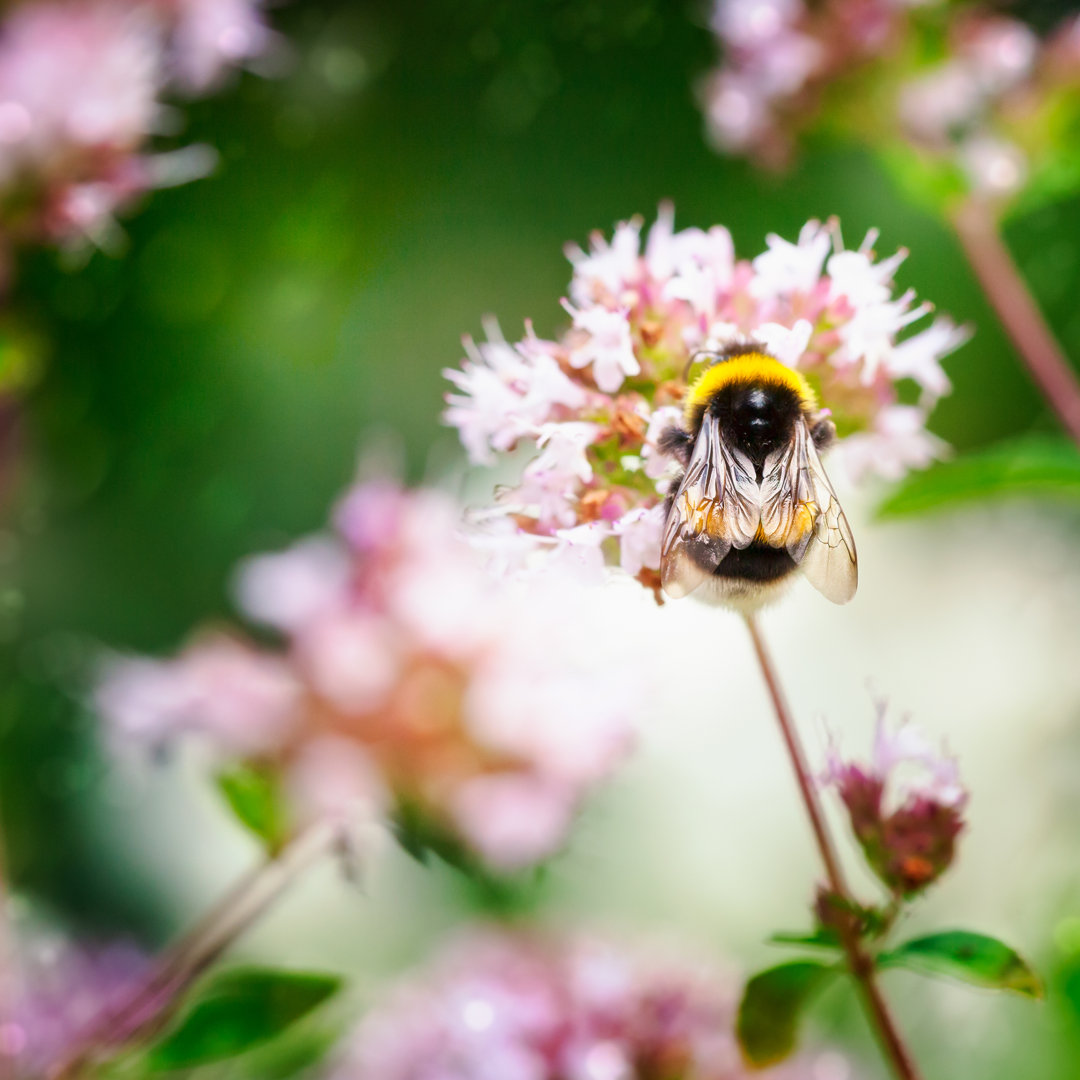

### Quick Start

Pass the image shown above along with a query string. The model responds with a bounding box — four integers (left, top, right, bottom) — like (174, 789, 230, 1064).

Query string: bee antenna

(683, 349, 720, 382)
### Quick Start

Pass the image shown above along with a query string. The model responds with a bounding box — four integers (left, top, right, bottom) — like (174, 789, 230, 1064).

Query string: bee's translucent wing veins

(660, 414, 760, 597)
(760, 432, 813, 557)
(793, 422, 858, 604)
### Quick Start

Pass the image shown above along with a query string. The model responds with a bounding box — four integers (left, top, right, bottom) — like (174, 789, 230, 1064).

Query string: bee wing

(762, 420, 857, 604)
(660, 413, 760, 598)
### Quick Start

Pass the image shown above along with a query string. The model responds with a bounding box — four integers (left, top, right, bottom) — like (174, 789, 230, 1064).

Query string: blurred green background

(3, 0, 1080, 1075)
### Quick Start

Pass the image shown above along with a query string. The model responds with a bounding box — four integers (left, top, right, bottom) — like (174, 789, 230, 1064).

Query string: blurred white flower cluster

(95, 477, 639, 873)
(0, 0, 274, 255)
(444, 207, 967, 597)
(332, 928, 853, 1080)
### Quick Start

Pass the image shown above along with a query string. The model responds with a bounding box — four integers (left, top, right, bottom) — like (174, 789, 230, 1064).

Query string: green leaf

(145, 967, 343, 1070)
(878, 931, 1043, 998)
(769, 929, 842, 951)
(736, 961, 838, 1067)
(878, 438, 1080, 518)
(217, 764, 288, 850)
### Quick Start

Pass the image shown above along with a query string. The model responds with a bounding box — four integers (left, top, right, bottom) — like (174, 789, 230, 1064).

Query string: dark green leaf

(878, 438, 1080, 518)
(145, 967, 343, 1070)
(769, 929, 842, 951)
(217, 765, 288, 850)
(736, 961, 838, 1066)
(878, 931, 1043, 998)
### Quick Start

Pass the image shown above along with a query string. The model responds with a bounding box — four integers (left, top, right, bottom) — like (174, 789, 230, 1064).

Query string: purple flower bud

(820, 704, 967, 895)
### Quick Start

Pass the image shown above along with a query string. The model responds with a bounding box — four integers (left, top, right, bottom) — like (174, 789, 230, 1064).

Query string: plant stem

(48, 820, 343, 1080)
(744, 615, 922, 1080)
(951, 197, 1080, 446)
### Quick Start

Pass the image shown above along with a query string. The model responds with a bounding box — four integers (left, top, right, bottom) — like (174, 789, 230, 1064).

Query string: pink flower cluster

(0, 914, 147, 1074)
(702, 0, 924, 166)
(897, 12, 1067, 198)
(444, 207, 967, 596)
(0, 0, 273, 253)
(820, 704, 967, 896)
(333, 929, 851, 1080)
(95, 478, 637, 872)
(704, 0, 1080, 201)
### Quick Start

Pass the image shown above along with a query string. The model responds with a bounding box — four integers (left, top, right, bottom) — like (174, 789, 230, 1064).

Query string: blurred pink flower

(702, 0, 919, 164)
(1, 917, 148, 1074)
(820, 703, 967, 895)
(444, 207, 967, 598)
(95, 477, 639, 871)
(0, 0, 277, 249)
(95, 635, 301, 757)
(701, 0, 1076, 204)
(155, 0, 272, 93)
(331, 928, 852, 1080)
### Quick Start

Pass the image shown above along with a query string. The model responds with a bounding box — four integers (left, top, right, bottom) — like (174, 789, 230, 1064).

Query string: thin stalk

(744, 615, 922, 1080)
(48, 821, 342, 1080)
(951, 197, 1080, 446)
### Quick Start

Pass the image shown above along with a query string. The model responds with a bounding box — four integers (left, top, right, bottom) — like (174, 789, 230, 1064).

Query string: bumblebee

(658, 345, 857, 608)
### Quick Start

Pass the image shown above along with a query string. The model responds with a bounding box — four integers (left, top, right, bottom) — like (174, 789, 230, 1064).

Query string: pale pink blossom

(957, 134, 1028, 196)
(0, 0, 279, 248)
(838, 405, 948, 483)
(565, 218, 645, 305)
(95, 636, 301, 757)
(333, 929, 850, 1080)
(561, 302, 640, 393)
(157, 0, 272, 93)
(897, 63, 983, 144)
(96, 477, 640, 871)
(613, 506, 664, 577)
(888, 317, 969, 402)
(444, 322, 587, 466)
(450, 775, 576, 871)
(287, 735, 389, 827)
(234, 537, 352, 634)
(750, 221, 831, 299)
(641, 405, 684, 480)
(3, 919, 148, 1074)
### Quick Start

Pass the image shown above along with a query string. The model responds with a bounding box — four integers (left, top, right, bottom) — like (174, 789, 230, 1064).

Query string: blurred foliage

(736, 960, 836, 1067)
(878, 930, 1043, 997)
(140, 966, 342, 1072)
(878, 436, 1080, 516)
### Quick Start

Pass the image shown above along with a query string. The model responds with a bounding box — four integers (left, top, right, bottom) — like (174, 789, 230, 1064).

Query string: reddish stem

(951, 198, 1080, 446)
(744, 615, 922, 1080)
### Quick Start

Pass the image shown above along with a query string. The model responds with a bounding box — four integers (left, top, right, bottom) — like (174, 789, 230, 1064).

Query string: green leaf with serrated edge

(769, 929, 842, 951)
(878, 931, 1043, 998)
(877, 437, 1080, 518)
(145, 968, 342, 1070)
(736, 961, 838, 1067)
(217, 765, 288, 851)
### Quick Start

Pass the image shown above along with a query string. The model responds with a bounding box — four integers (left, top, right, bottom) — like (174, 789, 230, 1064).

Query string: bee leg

(809, 415, 837, 451)
(663, 469, 683, 522)
(657, 424, 694, 466)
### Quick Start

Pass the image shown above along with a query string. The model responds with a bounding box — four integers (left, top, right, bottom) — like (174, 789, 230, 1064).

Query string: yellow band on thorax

(684, 352, 816, 423)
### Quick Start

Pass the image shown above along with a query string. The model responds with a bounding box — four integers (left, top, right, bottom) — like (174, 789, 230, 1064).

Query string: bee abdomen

(714, 543, 797, 583)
